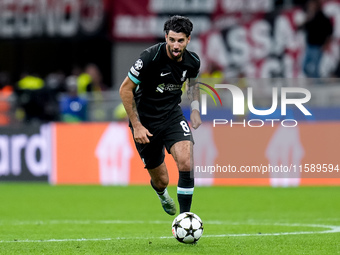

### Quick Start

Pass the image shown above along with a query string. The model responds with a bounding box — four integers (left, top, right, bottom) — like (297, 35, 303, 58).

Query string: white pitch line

(0, 221, 340, 243)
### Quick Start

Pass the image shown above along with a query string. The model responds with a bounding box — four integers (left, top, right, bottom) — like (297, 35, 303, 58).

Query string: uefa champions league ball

(171, 212, 203, 244)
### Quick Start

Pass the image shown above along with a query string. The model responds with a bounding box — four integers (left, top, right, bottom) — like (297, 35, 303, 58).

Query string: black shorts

(131, 115, 194, 169)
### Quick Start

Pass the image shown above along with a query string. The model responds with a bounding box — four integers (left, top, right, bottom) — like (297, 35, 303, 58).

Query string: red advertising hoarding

(50, 122, 340, 186)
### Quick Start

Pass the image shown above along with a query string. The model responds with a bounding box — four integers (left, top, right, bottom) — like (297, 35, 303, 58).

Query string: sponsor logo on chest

(156, 83, 182, 93)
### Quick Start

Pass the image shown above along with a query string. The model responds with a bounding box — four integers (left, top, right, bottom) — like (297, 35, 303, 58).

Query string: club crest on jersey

(181, 70, 187, 82)
(134, 59, 143, 70)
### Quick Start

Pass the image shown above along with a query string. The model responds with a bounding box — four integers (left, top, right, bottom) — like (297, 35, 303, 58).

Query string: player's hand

(190, 110, 202, 129)
(133, 124, 153, 144)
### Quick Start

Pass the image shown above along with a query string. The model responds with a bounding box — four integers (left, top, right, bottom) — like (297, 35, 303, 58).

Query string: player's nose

(173, 42, 180, 49)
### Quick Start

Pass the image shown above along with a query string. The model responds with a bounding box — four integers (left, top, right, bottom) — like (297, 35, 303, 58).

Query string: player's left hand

(190, 110, 202, 129)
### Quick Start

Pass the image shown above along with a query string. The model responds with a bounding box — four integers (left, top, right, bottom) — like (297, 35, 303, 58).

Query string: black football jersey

(128, 42, 200, 121)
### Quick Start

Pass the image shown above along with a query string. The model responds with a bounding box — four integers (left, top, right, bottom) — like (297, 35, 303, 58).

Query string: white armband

(191, 100, 200, 112)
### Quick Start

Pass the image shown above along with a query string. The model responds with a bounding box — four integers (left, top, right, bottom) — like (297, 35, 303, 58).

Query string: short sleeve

(128, 50, 152, 85)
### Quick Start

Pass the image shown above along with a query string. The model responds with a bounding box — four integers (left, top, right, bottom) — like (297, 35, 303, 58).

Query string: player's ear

(187, 35, 191, 44)
(165, 33, 168, 41)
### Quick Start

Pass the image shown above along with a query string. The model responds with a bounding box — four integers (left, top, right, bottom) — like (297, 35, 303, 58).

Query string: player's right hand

(133, 124, 153, 144)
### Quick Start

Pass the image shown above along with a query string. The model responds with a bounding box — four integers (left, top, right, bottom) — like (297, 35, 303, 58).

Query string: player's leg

(148, 162, 176, 215)
(170, 140, 194, 213)
(131, 125, 176, 215)
(148, 162, 169, 191)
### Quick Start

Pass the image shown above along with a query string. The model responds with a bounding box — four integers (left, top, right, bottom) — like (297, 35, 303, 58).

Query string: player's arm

(187, 78, 202, 129)
(119, 76, 153, 144)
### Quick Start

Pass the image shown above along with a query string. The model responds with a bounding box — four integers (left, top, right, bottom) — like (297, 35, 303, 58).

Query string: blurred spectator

(15, 72, 48, 123)
(0, 72, 13, 125)
(59, 75, 88, 122)
(45, 71, 66, 92)
(44, 71, 66, 121)
(76, 63, 107, 96)
(83, 63, 108, 121)
(299, 0, 333, 78)
(77, 69, 93, 95)
(85, 63, 108, 92)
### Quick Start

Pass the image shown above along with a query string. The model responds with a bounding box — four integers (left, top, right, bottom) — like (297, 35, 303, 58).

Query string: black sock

(150, 180, 165, 195)
(177, 171, 194, 213)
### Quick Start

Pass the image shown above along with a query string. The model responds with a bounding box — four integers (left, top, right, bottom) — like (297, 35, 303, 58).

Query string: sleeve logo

(130, 66, 140, 77)
(134, 59, 143, 70)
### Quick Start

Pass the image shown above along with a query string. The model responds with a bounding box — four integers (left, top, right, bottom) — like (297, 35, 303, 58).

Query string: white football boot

(157, 189, 177, 215)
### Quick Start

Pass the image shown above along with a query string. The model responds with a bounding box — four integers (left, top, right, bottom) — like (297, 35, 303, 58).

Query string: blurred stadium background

(0, 0, 339, 187)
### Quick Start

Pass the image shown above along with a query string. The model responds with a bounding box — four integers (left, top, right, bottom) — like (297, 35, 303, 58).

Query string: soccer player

(119, 15, 201, 215)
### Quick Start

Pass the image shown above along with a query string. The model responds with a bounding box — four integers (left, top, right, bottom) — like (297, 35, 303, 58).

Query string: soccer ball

(171, 212, 203, 244)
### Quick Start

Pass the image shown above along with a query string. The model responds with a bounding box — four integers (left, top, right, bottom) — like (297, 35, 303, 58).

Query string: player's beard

(168, 44, 186, 61)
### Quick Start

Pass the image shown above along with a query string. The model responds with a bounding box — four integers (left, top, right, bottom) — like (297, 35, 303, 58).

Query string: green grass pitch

(0, 183, 339, 254)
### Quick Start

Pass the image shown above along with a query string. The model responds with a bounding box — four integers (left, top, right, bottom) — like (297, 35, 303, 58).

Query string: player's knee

(177, 158, 191, 172)
(153, 177, 169, 190)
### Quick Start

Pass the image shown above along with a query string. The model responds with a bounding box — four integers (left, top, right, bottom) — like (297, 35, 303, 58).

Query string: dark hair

(164, 15, 193, 37)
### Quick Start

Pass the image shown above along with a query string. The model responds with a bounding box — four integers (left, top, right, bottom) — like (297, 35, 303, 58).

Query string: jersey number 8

(180, 121, 190, 133)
